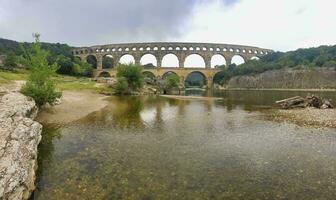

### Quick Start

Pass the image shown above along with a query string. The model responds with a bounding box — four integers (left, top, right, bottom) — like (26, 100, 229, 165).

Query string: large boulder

(0, 93, 42, 200)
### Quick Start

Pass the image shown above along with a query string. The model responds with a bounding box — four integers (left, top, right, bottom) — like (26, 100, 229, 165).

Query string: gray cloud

(0, 0, 238, 46)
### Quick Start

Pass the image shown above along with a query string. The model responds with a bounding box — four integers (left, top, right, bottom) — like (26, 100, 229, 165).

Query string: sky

(0, 0, 336, 52)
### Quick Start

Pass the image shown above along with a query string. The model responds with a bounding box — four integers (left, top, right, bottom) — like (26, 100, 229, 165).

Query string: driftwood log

(276, 95, 334, 109)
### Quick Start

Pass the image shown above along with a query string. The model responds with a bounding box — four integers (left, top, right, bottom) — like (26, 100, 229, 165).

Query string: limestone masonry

(0, 93, 42, 200)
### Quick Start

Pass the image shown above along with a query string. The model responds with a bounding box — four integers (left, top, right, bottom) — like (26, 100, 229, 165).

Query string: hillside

(219, 45, 336, 84)
(0, 38, 73, 59)
(227, 68, 336, 89)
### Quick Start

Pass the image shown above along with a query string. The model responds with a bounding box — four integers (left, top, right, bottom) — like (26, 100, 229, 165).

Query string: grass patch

(0, 70, 111, 93)
(54, 75, 110, 93)
(0, 69, 28, 84)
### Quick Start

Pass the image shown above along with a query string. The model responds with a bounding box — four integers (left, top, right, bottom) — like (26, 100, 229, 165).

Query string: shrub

(21, 33, 61, 106)
(56, 55, 73, 75)
(1, 52, 17, 70)
(165, 74, 180, 89)
(116, 63, 144, 91)
(113, 77, 129, 95)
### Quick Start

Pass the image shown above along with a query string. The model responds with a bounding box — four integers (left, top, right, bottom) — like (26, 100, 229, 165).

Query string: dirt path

(36, 90, 109, 124)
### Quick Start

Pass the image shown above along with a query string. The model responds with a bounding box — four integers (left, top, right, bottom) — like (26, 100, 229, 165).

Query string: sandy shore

(264, 108, 336, 128)
(36, 90, 109, 124)
(161, 95, 223, 101)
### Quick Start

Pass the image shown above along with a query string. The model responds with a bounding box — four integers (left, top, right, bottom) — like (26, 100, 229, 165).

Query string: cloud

(0, 0, 238, 46)
(179, 0, 336, 51)
(0, 0, 335, 51)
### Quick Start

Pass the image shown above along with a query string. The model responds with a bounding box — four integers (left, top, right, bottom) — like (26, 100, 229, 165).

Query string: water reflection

(33, 90, 336, 200)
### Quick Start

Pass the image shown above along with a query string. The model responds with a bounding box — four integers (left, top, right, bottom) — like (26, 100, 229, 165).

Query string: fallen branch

(276, 95, 334, 109)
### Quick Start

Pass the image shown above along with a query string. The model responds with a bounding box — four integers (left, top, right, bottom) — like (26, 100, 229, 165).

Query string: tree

(21, 33, 61, 106)
(2, 52, 17, 70)
(103, 56, 113, 69)
(116, 63, 144, 91)
(165, 74, 180, 89)
(56, 55, 73, 75)
(113, 77, 129, 95)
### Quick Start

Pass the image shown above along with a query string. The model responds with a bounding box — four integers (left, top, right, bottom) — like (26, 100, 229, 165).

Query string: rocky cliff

(0, 93, 42, 200)
(227, 68, 336, 89)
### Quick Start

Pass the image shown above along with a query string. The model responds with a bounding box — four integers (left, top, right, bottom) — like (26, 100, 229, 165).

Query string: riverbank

(263, 108, 336, 128)
(0, 93, 42, 200)
(227, 68, 336, 90)
(36, 90, 109, 124)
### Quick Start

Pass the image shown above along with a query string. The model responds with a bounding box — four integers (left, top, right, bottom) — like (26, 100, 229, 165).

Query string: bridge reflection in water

(72, 42, 272, 87)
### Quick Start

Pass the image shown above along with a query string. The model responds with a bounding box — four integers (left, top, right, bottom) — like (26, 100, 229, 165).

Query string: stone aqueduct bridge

(72, 42, 273, 87)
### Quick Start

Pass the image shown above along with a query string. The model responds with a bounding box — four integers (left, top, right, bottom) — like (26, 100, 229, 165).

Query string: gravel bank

(264, 108, 336, 128)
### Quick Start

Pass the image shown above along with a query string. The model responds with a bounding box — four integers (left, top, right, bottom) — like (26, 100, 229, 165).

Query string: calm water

(32, 90, 336, 200)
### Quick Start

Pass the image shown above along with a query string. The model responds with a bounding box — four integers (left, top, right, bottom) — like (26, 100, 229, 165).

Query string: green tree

(113, 77, 129, 95)
(2, 52, 17, 70)
(116, 63, 144, 91)
(165, 74, 180, 89)
(21, 33, 61, 106)
(56, 55, 73, 75)
(103, 56, 113, 69)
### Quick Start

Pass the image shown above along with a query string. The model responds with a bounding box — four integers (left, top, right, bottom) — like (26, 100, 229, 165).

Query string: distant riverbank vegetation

(0, 37, 93, 77)
(218, 45, 336, 84)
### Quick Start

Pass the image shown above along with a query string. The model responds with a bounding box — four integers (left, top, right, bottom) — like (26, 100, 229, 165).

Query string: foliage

(2, 52, 17, 70)
(0, 37, 92, 77)
(103, 56, 113, 69)
(56, 55, 93, 77)
(56, 55, 73, 75)
(220, 45, 336, 83)
(165, 74, 180, 89)
(113, 77, 129, 95)
(116, 63, 144, 91)
(0, 38, 22, 55)
(20, 34, 61, 106)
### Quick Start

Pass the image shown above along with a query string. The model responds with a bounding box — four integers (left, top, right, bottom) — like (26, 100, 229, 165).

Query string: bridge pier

(96, 54, 103, 70)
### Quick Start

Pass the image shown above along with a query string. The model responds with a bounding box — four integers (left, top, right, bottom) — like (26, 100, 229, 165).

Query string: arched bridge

(72, 42, 273, 87)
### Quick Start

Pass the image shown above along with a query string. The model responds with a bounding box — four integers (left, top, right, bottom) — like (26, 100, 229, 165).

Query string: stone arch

(74, 56, 82, 62)
(251, 56, 260, 60)
(86, 55, 97, 68)
(162, 54, 179, 68)
(162, 71, 179, 79)
(231, 55, 245, 66)
(119, 54, 135, 65)
(98, 71, 111, 78)
(213, 71, 226, 85)
(140, 54, 157, 67)
(143, 71, 156, 80)
(102, 54, 114, 69)
(185, 71, 207, 88)
(184, 54, 206, 68)
(211, 54, 226, 68)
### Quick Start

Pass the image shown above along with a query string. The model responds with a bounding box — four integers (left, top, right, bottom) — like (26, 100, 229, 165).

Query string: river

(32, 90, 336, 200)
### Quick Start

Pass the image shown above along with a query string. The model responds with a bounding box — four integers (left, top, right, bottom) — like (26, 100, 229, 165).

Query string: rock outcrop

(227, 68, 336, 89)
(0, 93, 42, 200)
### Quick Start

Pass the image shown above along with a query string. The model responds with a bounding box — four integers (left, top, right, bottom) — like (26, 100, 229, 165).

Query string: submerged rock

(0, 93, 42, 200)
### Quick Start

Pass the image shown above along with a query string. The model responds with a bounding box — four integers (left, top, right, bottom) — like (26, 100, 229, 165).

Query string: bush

(113, 77, 129, 95)
(21, 33, 61, 106)
(116, 63, 144, 91)
(21, 79, 61, 106)
(165, 74, 180, 89)
(56, 55, 73, 75)
(1, 52, 17, 70)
